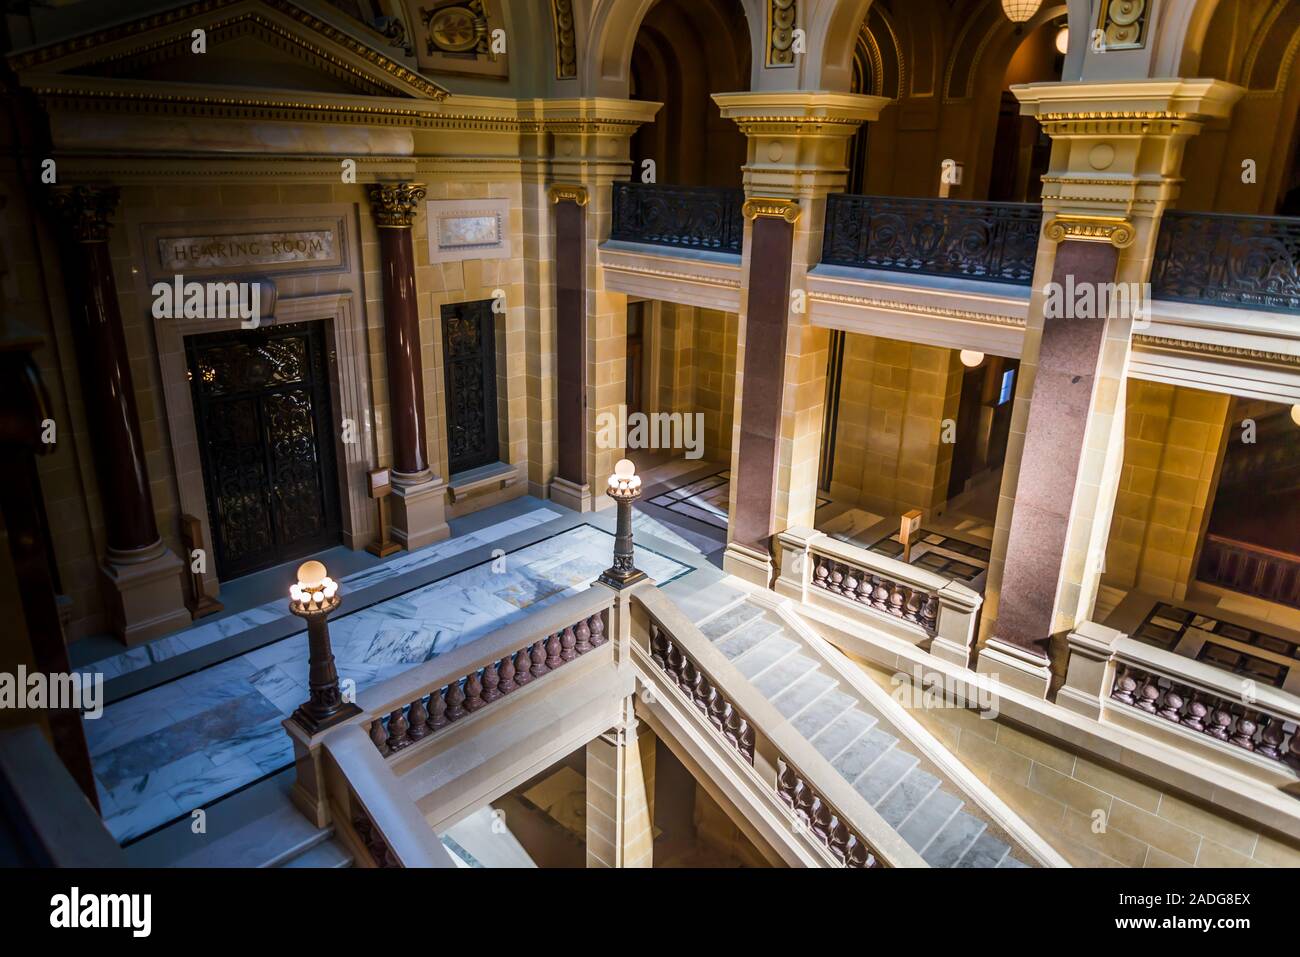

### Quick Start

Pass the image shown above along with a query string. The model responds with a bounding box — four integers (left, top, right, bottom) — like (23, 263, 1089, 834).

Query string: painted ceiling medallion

(421, 1, 488, 56)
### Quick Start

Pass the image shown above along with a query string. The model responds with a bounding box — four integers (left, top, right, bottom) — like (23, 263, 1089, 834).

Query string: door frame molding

(155, 292, 377, 593)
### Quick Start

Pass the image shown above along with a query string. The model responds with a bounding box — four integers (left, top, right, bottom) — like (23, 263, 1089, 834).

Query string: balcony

(608, 182, 745, 255)
(1151, 210, 1300, 313)
(820, 194, 1043, 285)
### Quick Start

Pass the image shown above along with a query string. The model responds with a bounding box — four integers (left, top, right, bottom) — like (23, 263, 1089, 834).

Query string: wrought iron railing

(609, 182, 745, 254)
(821, 194, 1042, 284)
(1151, 210, 1300, 312)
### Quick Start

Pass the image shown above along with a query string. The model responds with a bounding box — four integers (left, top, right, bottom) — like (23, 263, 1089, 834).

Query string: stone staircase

(696, 597, 1030, 868)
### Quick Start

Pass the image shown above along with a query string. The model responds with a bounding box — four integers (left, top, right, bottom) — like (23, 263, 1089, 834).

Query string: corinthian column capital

(367, 182, 427, 228)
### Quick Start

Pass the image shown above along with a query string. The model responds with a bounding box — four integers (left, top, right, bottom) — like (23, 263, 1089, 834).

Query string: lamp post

(598, 459, 647, 590)
(288, 560, 361, 733)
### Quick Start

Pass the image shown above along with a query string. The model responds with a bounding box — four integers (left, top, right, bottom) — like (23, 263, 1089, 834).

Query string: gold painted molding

(1043, 214, 1135, 249)
(1133, 335, 1300, 367)
(368, 182, 426, 227)
(743, 197, 800, 223)
(548, 184, 589, 206)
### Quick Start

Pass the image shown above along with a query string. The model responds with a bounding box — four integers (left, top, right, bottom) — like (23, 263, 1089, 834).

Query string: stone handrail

(355, 588, 615, 756)
(1060, 621, 1300, 777)
(775, 527, 982, 668)
(320, 723, 457, 868)
(630, 585, 925, 868)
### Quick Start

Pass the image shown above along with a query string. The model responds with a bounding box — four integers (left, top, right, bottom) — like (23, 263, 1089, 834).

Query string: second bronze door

(441, 299, 499, 475)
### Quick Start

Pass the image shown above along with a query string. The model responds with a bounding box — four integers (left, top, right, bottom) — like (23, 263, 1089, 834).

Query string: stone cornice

(713, 91, 892, 132)
(1010, 78, 1245, 123)
(1133, 335, 1300, 368)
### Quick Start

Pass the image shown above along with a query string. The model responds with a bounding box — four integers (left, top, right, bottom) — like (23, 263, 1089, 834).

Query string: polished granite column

(49, 186, 189, 646)
(549, 184, 591, 512)
(367, 182, 448, 550)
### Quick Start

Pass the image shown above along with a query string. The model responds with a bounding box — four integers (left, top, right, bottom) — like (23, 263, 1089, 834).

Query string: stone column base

(549, 476, 593, 513)
(390, 473, 450, 551)
(976, 636, 1052, 698)
(723, 541, 773, 589)
(99, 540, 191, 647)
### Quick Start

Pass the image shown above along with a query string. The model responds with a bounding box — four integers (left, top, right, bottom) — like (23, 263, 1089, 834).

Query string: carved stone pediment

(9, 0, 449, 110)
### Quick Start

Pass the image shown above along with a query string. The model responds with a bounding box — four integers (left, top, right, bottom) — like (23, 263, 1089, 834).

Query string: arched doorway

(987, 16, 1066, 202)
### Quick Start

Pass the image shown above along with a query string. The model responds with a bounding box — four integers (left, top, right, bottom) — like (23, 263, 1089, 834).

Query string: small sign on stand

(900, 509, 923, 564)
(366, 467, 401, 557)
(180, 514, 223, 619)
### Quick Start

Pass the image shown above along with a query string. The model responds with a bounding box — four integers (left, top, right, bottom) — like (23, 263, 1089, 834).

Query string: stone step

(280, 837, 353, 868)
(790, 688, 858, 740)
(770, 671, 839, 719)
(999, 856, 1030, 868)
(734, 635, 801, 679)
(955, 829, 1012, 869)
(897, 788, 964, 853)
(833, 727, 900, 782)
(751, 653, 820, 699)
(715, 618, 784, 660)
(810, 708, 877, 762)
(872, 766, 941, 827)
(699, 600, 764, 641)
(847, 743, 915, 801)
(920, 810, 987, 867)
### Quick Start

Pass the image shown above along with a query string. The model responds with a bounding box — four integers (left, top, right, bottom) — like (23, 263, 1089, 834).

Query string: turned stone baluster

(407, 696, 429, 739)
(1135, 675, 1161, 713)
(1158, 688, 1184, 722)
(738, 720, 755, 764)
(1288, 727, 1300, 769)
(777, 763, 798, 805)
(481, 661, 501, 703)
(370, 718, 390, 754)
(872, 577, 890, 611)
(1230, 715, 1256, 751)
(795, 781, 815, 821)
(464, 670, 485, 712)
(387, 708, 410, 750)
(573, 618, 592, 655)
(829, 820, 850, 862)
(498, 654, 518, 694)
(513, 648, 533, 686)
(707, 688, 725, 730)
(811, 799, 833, 842)
(691, 671, 709, 712)
(429, 686, 448, 730)
(904, 589, 922, 623)
(1205, 706, 1232, 741)
(888, 582, 906, 619)
(445, 680, 467, 721)
(560, 625, 577, 662)
(1181, 695, 1207, 732)
(1111, 670, 1137, 705)
(723, 706, 742, 749)
(813, 558, 830, 589)
(531, 640, 549, 678)
(920, 594, 939, 632)
(666, 640, 685, 683)
(1257, 718, 1284, 760)
(842, 569, 859, 601)
(855, 575, 872, 604)
(588, 614, 607, 647)
(845, 837, 874, 868)
(678, 659, 697, 695)
(545, 631, 564, 669)
(827, 564, 844, 595)
(650, 624, 668, 667)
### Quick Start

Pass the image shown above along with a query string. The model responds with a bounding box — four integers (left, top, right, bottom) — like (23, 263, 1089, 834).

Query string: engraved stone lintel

(48, 185, 120, 243)
(743, 197, 800, 223)
(1043, 214, 1135, 249)
(368, 182, 427, 228)
(548, 183, 589, 206)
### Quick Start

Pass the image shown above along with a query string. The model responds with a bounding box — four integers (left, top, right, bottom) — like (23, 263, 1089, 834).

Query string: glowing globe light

(1001, 0, 1043, 24)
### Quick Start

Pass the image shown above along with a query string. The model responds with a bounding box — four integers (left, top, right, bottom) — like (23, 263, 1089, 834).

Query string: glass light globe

(1001, 0, 1042, 24)
(1291, 404, 1300, 427)
(297, 560, 327, 591)
(960, 350, 985, 368)
(1055, 25, 1069, 54)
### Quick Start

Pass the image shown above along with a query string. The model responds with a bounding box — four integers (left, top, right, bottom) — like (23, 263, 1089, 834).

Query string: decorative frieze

(767, 0, 798, 67)
(549, 0, 577, 79)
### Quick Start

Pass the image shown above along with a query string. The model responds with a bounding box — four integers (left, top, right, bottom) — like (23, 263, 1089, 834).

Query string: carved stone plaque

(158, 230, 337, 272)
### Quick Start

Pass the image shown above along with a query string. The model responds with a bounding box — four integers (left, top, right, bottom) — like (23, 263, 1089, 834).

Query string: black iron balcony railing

(821, 194, 1043, 285)
(609, 182, 745, 254)
(1151, 210, 1300, 312)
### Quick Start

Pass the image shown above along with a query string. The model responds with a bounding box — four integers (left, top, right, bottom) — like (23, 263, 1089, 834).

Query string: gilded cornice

(1133, 335, 1300, 367)
(1043, 214, 1136, 249)
(809, 291, 1026, 328)
(47, 185, 120, 243)
(743, 197, 800, 223)
(548, 184, 589, 206)
(368, 182, 426, 227)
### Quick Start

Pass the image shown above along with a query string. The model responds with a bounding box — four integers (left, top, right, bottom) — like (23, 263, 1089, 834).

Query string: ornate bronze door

(186, 322, 342, 579)
(441, 299, 499, 475)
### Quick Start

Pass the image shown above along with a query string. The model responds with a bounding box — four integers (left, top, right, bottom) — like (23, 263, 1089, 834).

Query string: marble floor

(86, 521, 691, 844)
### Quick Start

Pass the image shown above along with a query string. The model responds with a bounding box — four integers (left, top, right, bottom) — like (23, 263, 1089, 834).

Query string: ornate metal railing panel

(821, 194, 1042, 284)
(609, 182, 745, 254)
(1151, 210, 1300, 312)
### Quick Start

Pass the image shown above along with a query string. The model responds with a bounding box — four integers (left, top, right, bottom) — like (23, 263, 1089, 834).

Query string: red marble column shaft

(555, 196, 587, 487)
(52, 186, 160, 553)
(995, 239, 1120, 657)
(731, 214, 795, 549)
